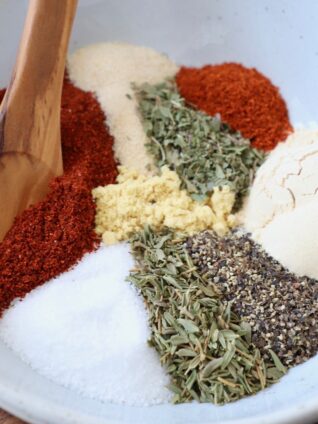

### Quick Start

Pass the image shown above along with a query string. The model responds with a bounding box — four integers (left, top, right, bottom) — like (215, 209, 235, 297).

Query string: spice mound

(0, 243, 171, 406)
(68, 42, 179, 174)
(187, 230, 318, 367)
(129, 227, 285, 405)
(0, 79, 117, 316)
(136, 81, 265, 206)
(244, 129, 318, 279)
(0, 41, 316, 409)
(176, 63, 292, 151)
(93, 166, 236, 244)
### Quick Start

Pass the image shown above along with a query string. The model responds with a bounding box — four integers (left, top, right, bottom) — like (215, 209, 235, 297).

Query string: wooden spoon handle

(0, 0, 77, 163)
(0, 0, 78, 240)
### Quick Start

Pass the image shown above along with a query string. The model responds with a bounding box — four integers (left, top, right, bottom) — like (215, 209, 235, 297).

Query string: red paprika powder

(0, 77, 118, 316)
(176, 63, 292, 151)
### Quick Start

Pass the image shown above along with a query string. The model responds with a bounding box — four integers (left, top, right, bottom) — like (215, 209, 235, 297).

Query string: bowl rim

(0, 373, 317, 424)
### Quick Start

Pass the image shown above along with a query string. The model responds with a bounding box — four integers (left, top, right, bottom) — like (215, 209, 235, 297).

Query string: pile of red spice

(0, 78, 117, 316)
(176, 63, 293, 151)
(0, 63, 293, 316)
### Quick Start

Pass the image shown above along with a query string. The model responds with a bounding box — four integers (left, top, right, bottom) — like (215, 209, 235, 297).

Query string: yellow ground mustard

(92, 166, 236, 244)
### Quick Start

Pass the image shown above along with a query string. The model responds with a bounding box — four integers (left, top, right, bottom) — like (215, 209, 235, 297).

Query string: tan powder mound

(68, 43, 179, 174)
(244, 129, 318, 278)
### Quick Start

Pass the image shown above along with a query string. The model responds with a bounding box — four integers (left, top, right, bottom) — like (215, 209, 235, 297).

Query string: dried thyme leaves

(128, 227, 285, 405)
(135, 81, 266, 207)
(187, 230, 318, 367)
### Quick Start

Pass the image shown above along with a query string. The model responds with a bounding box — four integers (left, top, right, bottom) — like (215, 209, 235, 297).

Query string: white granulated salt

(0, 243, 171, 406)
(67, 42, 179, 174)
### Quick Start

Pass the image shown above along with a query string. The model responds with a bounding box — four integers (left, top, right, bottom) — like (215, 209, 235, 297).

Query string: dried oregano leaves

(128, 227, 285, 404)
(135, 81, 266, 207)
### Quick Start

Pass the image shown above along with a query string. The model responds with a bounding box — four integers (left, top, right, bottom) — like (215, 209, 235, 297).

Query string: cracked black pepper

(186, 230, 318, 367)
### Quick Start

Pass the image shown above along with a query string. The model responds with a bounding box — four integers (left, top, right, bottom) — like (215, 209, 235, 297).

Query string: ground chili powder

(0, 77, 118, 316)
(176, 63, 293, 151)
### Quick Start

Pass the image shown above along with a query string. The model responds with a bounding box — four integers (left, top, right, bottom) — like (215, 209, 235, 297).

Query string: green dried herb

(128, 226, 285, 404)
(135, 81, 266, 208)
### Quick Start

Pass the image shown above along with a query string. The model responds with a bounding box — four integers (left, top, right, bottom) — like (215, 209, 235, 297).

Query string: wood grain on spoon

(0, 0, 78, 241)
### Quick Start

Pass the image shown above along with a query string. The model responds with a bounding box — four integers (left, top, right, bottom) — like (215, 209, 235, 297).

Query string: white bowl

(0, 1, 317, 423)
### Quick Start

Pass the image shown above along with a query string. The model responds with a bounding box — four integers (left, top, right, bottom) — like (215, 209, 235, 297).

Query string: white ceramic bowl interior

(0, 0, 317, 423)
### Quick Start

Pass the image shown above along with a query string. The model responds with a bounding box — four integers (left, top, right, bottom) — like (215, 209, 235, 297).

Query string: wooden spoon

(0, 0, 78, 241)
